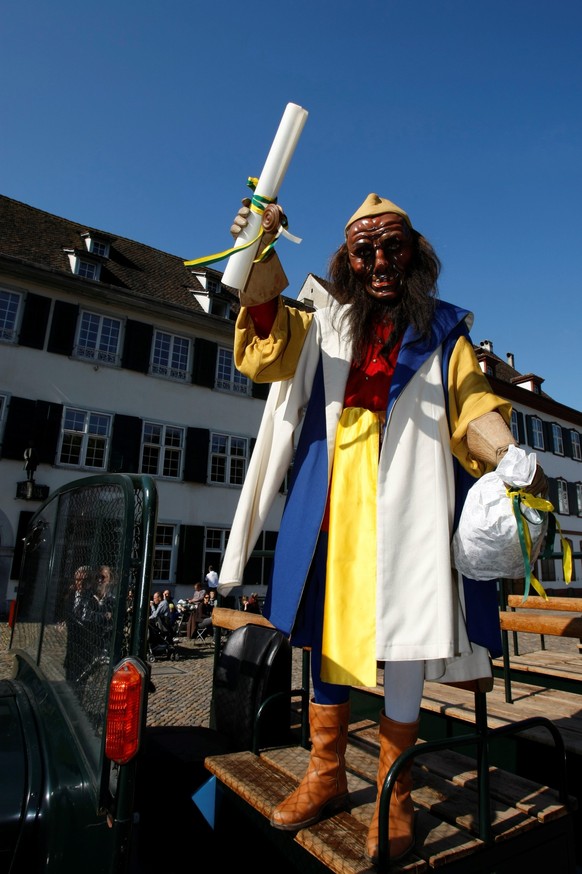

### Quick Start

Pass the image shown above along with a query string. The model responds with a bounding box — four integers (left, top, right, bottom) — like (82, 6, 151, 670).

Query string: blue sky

(3, 0, 581, 409)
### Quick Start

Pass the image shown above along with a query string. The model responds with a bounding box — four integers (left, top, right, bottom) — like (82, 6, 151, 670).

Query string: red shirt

(248, 302, 402, 530)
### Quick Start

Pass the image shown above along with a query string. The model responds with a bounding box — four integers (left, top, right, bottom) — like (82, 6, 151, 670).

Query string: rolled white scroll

(221, 102, 308, 292)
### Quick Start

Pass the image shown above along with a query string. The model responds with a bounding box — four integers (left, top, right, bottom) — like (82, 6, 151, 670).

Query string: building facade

(2, 197, 579, 614)
(0, 195, 298, 611)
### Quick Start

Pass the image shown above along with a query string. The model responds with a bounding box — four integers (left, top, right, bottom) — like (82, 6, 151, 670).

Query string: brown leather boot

(270, 700, 350, 831)
(366, 712, 419, 863)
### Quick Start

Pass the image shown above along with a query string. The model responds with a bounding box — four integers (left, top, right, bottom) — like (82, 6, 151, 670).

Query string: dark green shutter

(176, 525, 205, 586)
(184, 428, 209, 483)
(122, 320, 153, 373)
(19, 293, 51, 349)
(192, 338, 217, 388)
(251, 381, 270, 400)
(109, 414, 142, 472)
(47, 300, 78, 355)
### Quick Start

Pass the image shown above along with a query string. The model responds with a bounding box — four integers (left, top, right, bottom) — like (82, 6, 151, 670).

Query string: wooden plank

(415, 748, 574, 822)
(492, 651, 582, 683)
(211, 606, 274, 631)
(419, 679, 582, 755)
(205, 738, 575, 873)
(412, 766, 539, 842)
(499, 611, 582, 638)
(295, 809, 427, 873)
(506, 596, 582, 612)
(205, 749, 296, 817)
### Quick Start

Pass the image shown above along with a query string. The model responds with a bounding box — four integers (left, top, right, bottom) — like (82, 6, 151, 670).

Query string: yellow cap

(345, 193, 411, 235)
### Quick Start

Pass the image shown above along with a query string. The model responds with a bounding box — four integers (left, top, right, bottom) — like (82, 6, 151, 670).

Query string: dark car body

(1, 474, 157, 874)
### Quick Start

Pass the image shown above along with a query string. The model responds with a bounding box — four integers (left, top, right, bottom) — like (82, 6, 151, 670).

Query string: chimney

(506, 352, 515, 368)
(480, 340, 493, 353)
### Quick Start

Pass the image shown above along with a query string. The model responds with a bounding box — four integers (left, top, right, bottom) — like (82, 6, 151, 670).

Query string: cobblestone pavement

(1, 620, 579, 731)
(0, 625, 307, 729)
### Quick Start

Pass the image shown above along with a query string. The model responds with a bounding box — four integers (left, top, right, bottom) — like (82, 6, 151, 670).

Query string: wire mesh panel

(11, 475, 157, 777)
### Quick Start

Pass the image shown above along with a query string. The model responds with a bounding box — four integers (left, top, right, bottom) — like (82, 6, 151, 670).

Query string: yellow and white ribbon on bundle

(507, 488, 572, 602)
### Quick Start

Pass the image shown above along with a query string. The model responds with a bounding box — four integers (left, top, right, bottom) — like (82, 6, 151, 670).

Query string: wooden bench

(204, 607, 576, 870)
(498, 596, 582, 702)
(205, 719, 576, 873)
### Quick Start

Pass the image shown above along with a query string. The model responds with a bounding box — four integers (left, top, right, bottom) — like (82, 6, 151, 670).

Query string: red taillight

(105, 658, 146, 765)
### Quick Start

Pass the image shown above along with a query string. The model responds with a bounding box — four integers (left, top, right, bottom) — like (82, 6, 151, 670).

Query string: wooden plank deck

(354, 672, 582, 758)
(205, 720, 577, 873)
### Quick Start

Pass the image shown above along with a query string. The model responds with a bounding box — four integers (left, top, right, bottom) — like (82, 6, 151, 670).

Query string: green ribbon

(183, 177, 298, 269)
(508, 488, 572, 603)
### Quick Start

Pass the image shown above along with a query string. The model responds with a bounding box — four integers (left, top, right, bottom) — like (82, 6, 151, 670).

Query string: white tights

(382, 660, 425, 724)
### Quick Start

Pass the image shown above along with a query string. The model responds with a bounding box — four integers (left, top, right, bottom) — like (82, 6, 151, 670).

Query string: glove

(230, 199, 289, 307)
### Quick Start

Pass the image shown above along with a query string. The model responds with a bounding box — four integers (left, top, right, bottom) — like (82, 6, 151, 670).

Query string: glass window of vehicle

(140, 422, 184, 478)
(151, 330, 191, 381)
(59, 407, 112, 468)
(531, 416, 545, 450)
(551, 423, 564, 455)
(75, 310, 121, 364)
(216, 347, 250, 394)
(210, 432, 248, 485)
(0, 288, 22, 342)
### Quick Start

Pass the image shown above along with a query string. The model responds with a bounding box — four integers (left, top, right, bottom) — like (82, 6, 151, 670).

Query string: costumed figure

(23, 441, 39, 482)
(218, 193, 546, 862)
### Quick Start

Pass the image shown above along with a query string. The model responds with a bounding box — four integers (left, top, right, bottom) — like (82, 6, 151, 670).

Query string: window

(539, 556, 556, 584)
(551, 423, 564, 455)
(210, 298, 233, 319)
(153, 523, 176, 584)
(0, 288, 22, 342)
(576, 483, 582, 517)
(530, 416, 545, 450)
(58, 407, 111, 468)
(216, 347, 250, 394)
(75, 311, 121, 364)
(510, 410, 520, 443)
(571, 431, 582, 461)
(77, 260, 100, 281)
(205, 527, 229, 574)
(82, 233, 110, 259)
(210, 433, 248, 485)
(151, 330, 191, 381)
(557, 479, 569, 514)
(140, 422, 184, 478)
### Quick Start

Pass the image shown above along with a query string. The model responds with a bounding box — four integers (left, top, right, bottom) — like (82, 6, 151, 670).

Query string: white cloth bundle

(452, 445, 548, 580)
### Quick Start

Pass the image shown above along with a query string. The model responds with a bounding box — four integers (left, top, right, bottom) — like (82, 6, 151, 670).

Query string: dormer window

(64, 247, 103, 281)
(511, 373, 544, 394)
(81, 232, 110, 259)
(77, 259, 100, 280)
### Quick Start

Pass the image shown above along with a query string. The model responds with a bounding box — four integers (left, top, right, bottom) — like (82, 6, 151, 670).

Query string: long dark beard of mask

(332, 277, 437, 365)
